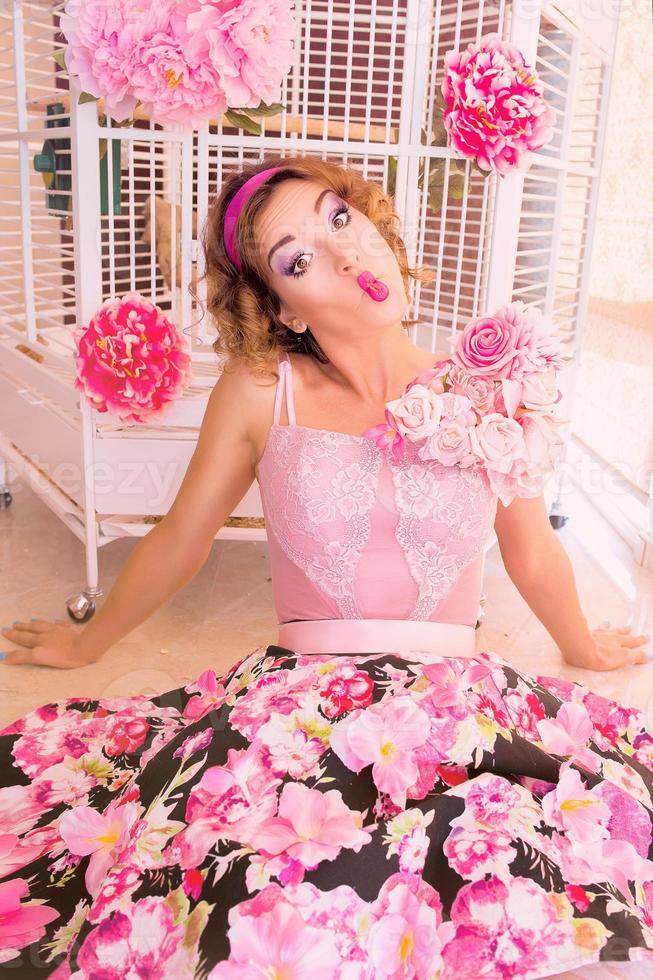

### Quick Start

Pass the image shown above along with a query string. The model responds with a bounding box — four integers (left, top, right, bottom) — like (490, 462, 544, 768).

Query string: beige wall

(572, 0, 653, 496)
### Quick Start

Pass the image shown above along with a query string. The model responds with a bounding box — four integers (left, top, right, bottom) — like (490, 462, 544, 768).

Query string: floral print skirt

(1, 644, 652, 979)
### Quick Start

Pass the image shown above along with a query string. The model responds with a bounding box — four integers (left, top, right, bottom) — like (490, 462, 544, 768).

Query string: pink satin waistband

(277, 619, 477, 658)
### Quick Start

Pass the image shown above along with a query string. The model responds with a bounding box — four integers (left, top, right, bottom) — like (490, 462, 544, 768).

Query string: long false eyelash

(285, 203, 352, 279)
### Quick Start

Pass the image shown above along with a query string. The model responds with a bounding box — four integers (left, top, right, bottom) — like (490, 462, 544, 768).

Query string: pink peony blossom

(61, 0, 296, 129)
(503, 687, 546, 739)
(104, 715, 149, 756)
(248, 782, 372, 871)
(318, 662, 374, 718)
(256, 717, 325, 780)
(183, 0, 297, 110)
(60, 0, 171, 120)
(456, 773, 525, 829)
(124, 30, 226, 130)
(442, 874, 589, 977)
(593, 780, 652, 858)
(73, 291, 193, 425)
(177, 743, 281, 867)
(74, 895, 196, 977)
(444, 826, 516, 879)
(228, 670, 304, 740)
(86, 864, 141, 924)
(441, 31, 556, 176)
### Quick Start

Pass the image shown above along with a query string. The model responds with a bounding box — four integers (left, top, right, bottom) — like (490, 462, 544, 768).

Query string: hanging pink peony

(73, 292, 193, 425)
(59, 0, 173, 121)
(441, 31, 556, 176)
(59, 0, 297, 129)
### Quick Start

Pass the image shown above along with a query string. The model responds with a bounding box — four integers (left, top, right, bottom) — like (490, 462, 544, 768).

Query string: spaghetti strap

(284, 352, 297, 425)
(273, 351, 297, 427)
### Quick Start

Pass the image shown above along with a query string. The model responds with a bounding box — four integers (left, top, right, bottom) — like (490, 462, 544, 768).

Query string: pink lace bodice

(257, 351, 499, 627)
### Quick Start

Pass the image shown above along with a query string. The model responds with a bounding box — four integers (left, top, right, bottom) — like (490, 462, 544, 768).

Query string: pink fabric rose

(493, 300, 569, 380)
(446, 364, 495, 414)
(469, 413, 526, 475)
(418, 392, 478, 467)
(519, 365, 561, 411)
(519, 411, 565, 476)
(441, 31, 556, 176)
(451, 313, 520, 379)
(387, 384, 443, 441)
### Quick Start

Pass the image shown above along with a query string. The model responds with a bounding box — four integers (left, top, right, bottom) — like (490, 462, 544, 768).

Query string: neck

(314, 327, 426, 406)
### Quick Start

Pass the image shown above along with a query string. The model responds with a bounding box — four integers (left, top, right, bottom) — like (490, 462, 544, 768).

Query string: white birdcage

(0, 0, 620, 622)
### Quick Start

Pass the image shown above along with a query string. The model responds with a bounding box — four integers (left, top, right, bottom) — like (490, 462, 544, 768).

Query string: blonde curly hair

(198, 153, 434, 383)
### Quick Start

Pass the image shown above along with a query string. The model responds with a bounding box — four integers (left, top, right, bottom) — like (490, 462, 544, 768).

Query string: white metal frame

(0, 0, 623, 613)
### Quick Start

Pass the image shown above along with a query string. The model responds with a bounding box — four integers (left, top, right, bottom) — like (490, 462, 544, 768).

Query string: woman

(0, 155, 651, 979)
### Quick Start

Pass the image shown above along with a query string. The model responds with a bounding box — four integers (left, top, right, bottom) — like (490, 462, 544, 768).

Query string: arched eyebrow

(267, 188, 333, 268)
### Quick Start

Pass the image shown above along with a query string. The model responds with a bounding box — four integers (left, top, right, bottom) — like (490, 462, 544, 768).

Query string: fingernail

(0, 653, 6, 661)
(647, 653, 653, 661)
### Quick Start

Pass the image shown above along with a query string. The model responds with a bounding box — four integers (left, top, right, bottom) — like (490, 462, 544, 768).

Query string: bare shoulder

(205, 357, 279, 456)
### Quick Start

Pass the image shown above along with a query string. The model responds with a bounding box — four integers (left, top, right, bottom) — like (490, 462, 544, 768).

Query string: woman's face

(254, 178, 409, 339)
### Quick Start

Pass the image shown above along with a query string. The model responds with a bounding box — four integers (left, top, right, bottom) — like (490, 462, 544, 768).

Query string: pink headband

(223, 165, 285, 272)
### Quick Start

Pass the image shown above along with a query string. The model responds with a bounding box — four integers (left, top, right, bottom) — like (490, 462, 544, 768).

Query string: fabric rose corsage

(73, 291, 193, 424)
(362, 301, 571, 507)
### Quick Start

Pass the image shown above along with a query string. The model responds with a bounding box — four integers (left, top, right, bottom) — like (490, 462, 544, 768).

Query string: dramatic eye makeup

(278, 194, 352, 279)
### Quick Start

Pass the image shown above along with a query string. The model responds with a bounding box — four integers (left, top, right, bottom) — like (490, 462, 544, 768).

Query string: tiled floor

(0, 472, 652, 730)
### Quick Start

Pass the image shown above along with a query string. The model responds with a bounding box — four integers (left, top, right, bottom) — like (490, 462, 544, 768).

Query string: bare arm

(494, 494, 650, 670)
(1, 364, 266, 668)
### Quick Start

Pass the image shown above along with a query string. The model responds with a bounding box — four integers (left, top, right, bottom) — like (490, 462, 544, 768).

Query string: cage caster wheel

(0, 491, 12, 509)
(549, 513, 569, 530)
(66, 594, 97, 623)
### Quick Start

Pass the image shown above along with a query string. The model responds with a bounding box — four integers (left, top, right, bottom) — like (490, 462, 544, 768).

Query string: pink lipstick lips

(357, 270, 389, 302)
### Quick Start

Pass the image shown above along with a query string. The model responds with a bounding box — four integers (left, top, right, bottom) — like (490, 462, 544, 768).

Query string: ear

(278, 301, 298, 331)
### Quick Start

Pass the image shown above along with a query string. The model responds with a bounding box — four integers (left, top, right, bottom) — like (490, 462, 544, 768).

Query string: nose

(325, 232, 360, 273)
